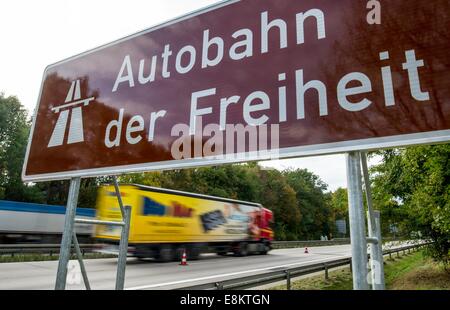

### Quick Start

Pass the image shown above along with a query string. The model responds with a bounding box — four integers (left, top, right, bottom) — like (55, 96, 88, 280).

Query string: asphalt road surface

(0, 244, 354, 290)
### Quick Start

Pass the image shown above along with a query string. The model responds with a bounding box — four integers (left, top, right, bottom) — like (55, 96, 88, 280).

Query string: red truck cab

(259, 207, 274, 242)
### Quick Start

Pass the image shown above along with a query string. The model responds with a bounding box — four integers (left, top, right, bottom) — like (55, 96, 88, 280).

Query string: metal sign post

(113, 178, 132, 290)
(54, 176, 131, 290)
(55, 177, 81, 290)
(72, 231, 91, 290)
(361, 152, 385, 290)
(346, 152, 369, 290)
(367, 210, 385, 289)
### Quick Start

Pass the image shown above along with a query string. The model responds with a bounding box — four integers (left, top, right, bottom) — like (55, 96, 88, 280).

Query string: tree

(258, 169, 301, 240)
(331, 188, 348, 220)
(371, 145, 450, 268)
(330, 187, 349, 237)
(0, 93, 43, 202)
(35, 177, 113, 209)
(283, 169, 334, 240)
(119, 172, 163, 187)
(370, 152, 407, 236)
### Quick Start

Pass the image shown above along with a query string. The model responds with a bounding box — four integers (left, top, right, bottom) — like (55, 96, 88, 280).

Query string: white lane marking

(125, 255, 349, 290)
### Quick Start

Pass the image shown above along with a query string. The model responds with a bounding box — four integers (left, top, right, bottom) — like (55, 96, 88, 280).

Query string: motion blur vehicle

(95, 184, 274, 261)
(0, 200, 95, 243)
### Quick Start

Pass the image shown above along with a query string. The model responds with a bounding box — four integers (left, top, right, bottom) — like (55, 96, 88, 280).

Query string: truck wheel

(156, 245, 174, 262)
(234, 242, 249, 257)
(188, 246, 201, 260)
(174, 247, 184, 261)
(259, 243, 270, 255)
(135, 245, 154, 259)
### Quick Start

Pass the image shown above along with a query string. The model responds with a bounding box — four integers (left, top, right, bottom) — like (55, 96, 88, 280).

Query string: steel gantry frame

(55, 176, 131, 290)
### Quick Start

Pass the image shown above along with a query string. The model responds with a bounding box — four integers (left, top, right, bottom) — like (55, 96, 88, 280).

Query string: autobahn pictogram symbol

(48, 80, 95, 147)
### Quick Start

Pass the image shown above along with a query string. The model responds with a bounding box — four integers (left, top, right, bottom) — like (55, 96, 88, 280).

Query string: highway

(0, 244, 352, 290)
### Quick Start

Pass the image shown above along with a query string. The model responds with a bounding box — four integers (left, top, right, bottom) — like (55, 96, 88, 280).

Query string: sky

(0, 0, 380, 192)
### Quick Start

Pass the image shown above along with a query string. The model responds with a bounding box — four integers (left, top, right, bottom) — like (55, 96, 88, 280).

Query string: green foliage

(34, 178, 111, 209)
(258, 169, 300, 240)
(0, 93, 44, 202)
(330, 187, 348, 237)
(371, 145, 450, 267)
(157, 165, 263, 202)
(331, 188, 348, 220)
(119, 172, 163, 187)
(283, 169, 334, 240)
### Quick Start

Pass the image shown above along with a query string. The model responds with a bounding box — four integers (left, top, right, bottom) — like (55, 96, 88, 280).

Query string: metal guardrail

(271, 237, 401, 249)
(0, 244, 98, 256)
(176, 242, 431, 290)
(271, 238, 350, 249)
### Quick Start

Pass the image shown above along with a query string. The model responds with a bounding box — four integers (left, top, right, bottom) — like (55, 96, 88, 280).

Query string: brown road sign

(23, 0, 450, 182)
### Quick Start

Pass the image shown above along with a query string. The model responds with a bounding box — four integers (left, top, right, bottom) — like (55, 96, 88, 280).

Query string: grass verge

(270, 250, 450, 290)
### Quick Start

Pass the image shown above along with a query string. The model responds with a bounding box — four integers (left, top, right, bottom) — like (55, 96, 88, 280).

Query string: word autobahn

(110, 9, 428, 154)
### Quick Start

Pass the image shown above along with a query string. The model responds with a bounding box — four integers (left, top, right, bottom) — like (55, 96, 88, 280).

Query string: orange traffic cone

(180, 249, 188, 266)
(304, 247, 309, 254)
